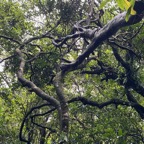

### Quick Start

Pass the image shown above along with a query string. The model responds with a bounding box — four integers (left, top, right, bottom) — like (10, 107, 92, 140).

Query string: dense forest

(0, 0, 144, 143)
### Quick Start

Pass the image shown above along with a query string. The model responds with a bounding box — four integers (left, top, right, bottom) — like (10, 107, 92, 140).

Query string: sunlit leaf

(124, 0, 131, 10)
(99, 0, 111, 9)
(117, 0, 125, 10)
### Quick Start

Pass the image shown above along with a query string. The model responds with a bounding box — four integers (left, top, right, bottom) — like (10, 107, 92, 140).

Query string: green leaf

(116, 0, 136, 15)
(125, 7, 131, 22)
(130, 0, 136, 15)
(85, 74, 89, 80)
(117, 0, 125, 10)
(118, 129, 123, 136)
(99, 0, 111, 9)
(123, 0, 131, 10)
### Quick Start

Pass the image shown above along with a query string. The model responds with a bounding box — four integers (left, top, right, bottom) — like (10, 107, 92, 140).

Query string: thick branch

(15, 48, 63, 138)
(16, 48, 60, 107)
(53, 72, 69, 133)
(61, 2, 144, 72)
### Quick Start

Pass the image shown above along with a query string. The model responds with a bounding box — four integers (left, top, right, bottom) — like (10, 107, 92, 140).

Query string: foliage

(0, 0, 144, 144)
(100, 0, 136, 21)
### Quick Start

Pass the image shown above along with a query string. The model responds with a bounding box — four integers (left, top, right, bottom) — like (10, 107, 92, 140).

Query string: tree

(0, 0, 144, 143)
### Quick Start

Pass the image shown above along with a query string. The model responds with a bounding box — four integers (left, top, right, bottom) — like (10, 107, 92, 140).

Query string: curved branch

(0, 35, 21, 45)
(61, 2, 144, 72)
(31, 107, 56, 118)
(68, 96, 133, 108)
(16, 48, 60, 107)
(19, 33, 54, 49)
(126, 90, 144, 119)
(128, 22, 144, 40)
(111, 47, 144, 97)
(109, 41, 139, 58)
(19, 103, 49, 143)
(52, 32, 85, 47)
(31, 117, 56, 132)
(112, 47, 130, 70)
(15, 48, 63, 137)
(52, 28, 96, 47)
(0, 55, 15, 63)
